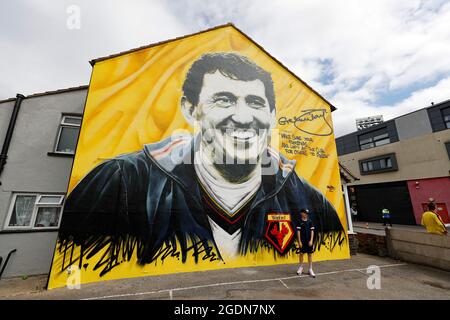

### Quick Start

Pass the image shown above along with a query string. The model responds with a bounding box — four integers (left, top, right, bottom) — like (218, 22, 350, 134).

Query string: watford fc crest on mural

(264, 213, 294, 254)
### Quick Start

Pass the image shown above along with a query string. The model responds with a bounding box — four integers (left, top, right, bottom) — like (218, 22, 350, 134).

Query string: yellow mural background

(48, 25, 349, 289)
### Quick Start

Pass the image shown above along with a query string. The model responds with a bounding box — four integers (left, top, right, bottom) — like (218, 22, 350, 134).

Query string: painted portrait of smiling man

(56, 52, 346, 277)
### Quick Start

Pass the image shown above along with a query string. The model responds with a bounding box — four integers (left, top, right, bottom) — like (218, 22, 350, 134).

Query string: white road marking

(81, 263, 408, 300)
(279, 279, 289, 289)
(356, 269, 368, 275)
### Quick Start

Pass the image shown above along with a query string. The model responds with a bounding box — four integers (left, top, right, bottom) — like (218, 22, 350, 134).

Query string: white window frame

(3, 193, 65, 231)
(54, 115, 82, 155)
(36, 194, 65, 205)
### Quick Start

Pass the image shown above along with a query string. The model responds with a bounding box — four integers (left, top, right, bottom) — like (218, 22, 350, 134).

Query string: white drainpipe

(342, 183, 354, 234)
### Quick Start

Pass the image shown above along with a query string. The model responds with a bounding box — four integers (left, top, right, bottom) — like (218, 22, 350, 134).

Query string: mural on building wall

(48, 25, 349, 289)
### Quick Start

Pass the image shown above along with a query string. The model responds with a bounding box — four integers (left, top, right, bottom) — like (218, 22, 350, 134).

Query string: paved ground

(1, 254, 449, 300)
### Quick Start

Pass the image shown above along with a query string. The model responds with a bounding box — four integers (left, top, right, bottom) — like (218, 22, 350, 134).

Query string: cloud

(163, 0, 450, 135)
(331, 76, 450, 134)
(1, 0, 450, 137)
(0, 0, 187, 98)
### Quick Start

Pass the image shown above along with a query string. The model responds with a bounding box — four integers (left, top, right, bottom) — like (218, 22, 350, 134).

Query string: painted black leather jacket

(58, 134, 346, 274)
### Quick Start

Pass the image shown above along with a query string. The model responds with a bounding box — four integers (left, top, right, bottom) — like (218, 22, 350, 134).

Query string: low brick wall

(386, 228, 450, 271)
(355, 232, 388, 257)
(348, 233, 358, 256)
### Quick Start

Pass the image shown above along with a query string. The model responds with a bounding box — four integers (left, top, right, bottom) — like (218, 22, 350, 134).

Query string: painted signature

(278, 108, 333, 136)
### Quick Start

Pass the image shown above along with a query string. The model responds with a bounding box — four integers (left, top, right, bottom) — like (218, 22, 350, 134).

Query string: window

(361, 158, 392, 173)
(358, 129, 391, 150)
(7, 195, 36, 227)
(362, 162, 368, 172)
(4, 193, 65, 230)
(442, 107, 450, 129)
(445, 141, 450, 160)
(359, 153, 397, 175)
(55, 115, 82, 154)
(37, 195, 64, 205)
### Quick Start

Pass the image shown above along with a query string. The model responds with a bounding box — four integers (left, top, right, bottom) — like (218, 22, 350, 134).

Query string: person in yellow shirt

(421, 203, 448, 235)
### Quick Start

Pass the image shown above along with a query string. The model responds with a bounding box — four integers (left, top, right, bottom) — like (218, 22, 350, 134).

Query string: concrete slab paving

(0, 254, 449, 300)
(0, 274, 47, 298)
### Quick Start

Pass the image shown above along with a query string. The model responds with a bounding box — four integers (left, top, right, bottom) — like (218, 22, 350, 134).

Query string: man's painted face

(195, 71, 274, 165)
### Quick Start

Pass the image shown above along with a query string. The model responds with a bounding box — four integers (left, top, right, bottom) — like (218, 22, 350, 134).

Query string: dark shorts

(300, 242, 314, 254)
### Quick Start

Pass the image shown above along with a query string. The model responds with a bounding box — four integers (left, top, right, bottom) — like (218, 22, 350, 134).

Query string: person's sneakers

(296, 266, 303, 275)
(308, 269, 316, 278)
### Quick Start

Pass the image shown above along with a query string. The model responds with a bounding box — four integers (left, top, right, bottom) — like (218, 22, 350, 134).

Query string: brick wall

(348, 233, 358, 256)
(355, 232, 388, 257)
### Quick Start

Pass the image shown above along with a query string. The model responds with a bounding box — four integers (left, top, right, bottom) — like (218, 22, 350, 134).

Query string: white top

(194, 149, 261, 214)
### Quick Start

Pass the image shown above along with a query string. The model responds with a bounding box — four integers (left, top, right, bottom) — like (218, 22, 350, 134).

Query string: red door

(422, 203, 450, 224)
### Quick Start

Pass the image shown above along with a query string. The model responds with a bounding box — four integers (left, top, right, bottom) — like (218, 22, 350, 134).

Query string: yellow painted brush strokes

(48, 25, 349, 289)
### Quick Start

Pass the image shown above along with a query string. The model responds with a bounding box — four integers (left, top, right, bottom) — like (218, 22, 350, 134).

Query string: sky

(1, 0, 450, 137)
